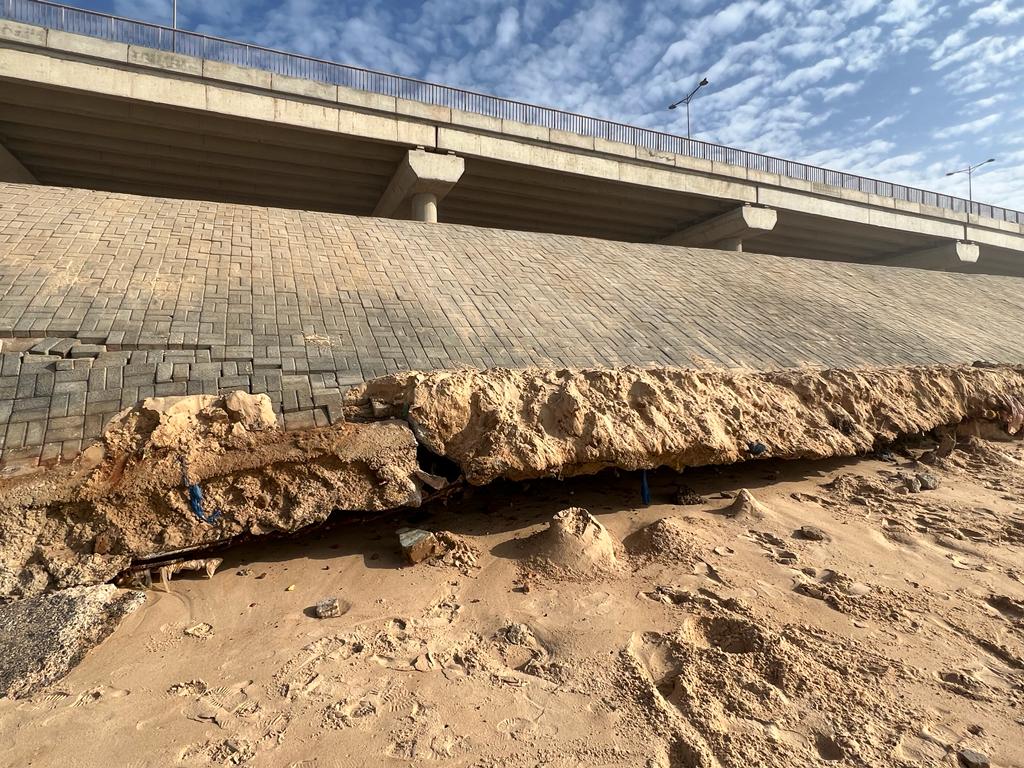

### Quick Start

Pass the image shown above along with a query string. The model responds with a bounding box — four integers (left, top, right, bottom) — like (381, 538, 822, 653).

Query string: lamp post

(946, 157, 995, 225)
(668, 77, 709, 139)
(171, 0, 177, 51)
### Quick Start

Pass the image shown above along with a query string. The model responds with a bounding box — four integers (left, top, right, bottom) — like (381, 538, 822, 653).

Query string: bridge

(1, 0, 1023, 275)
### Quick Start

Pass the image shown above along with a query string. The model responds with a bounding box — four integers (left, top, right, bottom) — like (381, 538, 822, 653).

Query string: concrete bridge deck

(1, 182, 1023, 470)
(1, 12, 1023, 275)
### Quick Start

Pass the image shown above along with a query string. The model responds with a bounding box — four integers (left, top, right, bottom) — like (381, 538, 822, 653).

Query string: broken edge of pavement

(1, 362, 1023, 697)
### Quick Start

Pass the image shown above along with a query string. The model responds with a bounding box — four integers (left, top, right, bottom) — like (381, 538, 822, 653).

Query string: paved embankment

(1, 182, 1022, 469)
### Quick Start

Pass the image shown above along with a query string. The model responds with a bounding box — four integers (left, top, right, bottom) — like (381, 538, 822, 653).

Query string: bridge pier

(660, 205, 777, 251)
(374, 148, 464, 223)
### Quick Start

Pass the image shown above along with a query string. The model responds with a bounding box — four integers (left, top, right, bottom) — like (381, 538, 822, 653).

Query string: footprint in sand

(72, 685, 130, 707)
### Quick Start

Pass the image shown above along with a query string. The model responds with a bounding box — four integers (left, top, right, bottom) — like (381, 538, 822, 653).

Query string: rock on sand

(0, 584, 145, 699)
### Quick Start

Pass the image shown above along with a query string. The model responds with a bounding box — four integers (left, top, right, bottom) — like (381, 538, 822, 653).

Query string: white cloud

(820, 81, 863, 102)
(932, 113, 1001, 139)
(869, 113, 905, 132)
(776, 56, 844, 91)
(495, 7, 520, 48)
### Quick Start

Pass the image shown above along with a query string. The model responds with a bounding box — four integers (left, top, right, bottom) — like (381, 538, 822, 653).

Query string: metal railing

(2, 0, 1020, 226)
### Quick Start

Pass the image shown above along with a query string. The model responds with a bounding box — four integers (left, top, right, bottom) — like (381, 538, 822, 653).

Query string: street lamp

(946, 157, 995, 224)
(668, 77, 709, 139)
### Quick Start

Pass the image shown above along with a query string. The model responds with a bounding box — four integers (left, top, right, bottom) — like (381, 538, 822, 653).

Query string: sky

(76, 0, 1023, 210)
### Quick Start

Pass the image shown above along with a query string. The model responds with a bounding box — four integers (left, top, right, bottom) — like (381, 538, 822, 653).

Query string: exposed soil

(0, 393, 423, 599)
(1, 436, 1022, 767)
(2, 364, 1024, 766)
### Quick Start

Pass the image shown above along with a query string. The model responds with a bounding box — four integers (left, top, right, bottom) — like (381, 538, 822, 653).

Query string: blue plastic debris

(640, 469, 651, 506)
(180, 456, 223, 524)
(746, 441, 768, 456)
(187, 483, 222, 524)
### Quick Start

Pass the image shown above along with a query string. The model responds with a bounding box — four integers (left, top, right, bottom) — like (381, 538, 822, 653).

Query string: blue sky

(78, 0, 1023, 209)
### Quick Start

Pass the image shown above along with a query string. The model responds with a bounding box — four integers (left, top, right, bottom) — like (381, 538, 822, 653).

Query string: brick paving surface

(1, 182, 1023, 469)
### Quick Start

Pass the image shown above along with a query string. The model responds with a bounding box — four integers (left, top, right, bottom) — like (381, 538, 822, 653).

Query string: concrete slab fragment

(0, 585, 145, 699)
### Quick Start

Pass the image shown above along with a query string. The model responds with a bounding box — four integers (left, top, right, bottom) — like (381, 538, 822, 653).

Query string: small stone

(370, 399, 392, 418)
(184, 622, 213, 639)
(795, 525, 831, 542)
(505, 623, 536, 646)
(917, 472, 940, 491)
(398, 528, 441, 564)
(967, 725, 985, 736)
(415, 469, 449, 491)
(899, 472, 922, 493)
(236, 568, 252, 576)
(285, 584, 296, 592)
(315, 598, 342, 619)
(958, 748, 990, 768)
(675, 485, 704, 505)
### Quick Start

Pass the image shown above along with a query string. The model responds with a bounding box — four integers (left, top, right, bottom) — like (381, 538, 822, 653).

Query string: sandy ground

(2, 437, 1023, 767)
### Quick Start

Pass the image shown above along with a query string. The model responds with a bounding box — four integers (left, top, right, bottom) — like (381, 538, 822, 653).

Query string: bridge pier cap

(374, 149, 465, 223)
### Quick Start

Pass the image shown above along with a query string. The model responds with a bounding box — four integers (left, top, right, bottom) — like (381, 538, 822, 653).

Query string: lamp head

(700, 78, 709, 86)
(668, 104, 677, 110)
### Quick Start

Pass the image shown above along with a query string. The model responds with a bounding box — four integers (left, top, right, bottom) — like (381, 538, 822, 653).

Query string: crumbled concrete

(364, 364, 1024, 485)
(5, 364, 1024, 600)
(398, 528, 441, 564)
(315, 598, 343, 619)
(0, 393, 425, 598)
(0, 584, 145, 699)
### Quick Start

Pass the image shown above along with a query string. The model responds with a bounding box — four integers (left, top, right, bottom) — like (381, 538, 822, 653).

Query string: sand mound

(528, 507, 619, 578)
(363, 364, 1024, 485)
(725, 489, 772, 520)
(626, 517, 703, 567)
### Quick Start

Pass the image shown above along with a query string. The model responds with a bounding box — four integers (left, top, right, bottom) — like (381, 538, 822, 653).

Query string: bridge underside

(0, 41, 1021, 275)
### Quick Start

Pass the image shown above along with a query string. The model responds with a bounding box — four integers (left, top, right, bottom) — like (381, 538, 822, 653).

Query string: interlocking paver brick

(1, 182, 1024, 468)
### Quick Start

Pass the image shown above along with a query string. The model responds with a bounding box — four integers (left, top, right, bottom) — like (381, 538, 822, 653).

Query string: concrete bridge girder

(881, 240, 981, 271)
(0, 19, 1022, 273)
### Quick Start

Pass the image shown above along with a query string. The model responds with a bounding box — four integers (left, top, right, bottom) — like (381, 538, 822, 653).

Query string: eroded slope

(365, 364, 1024, 484)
